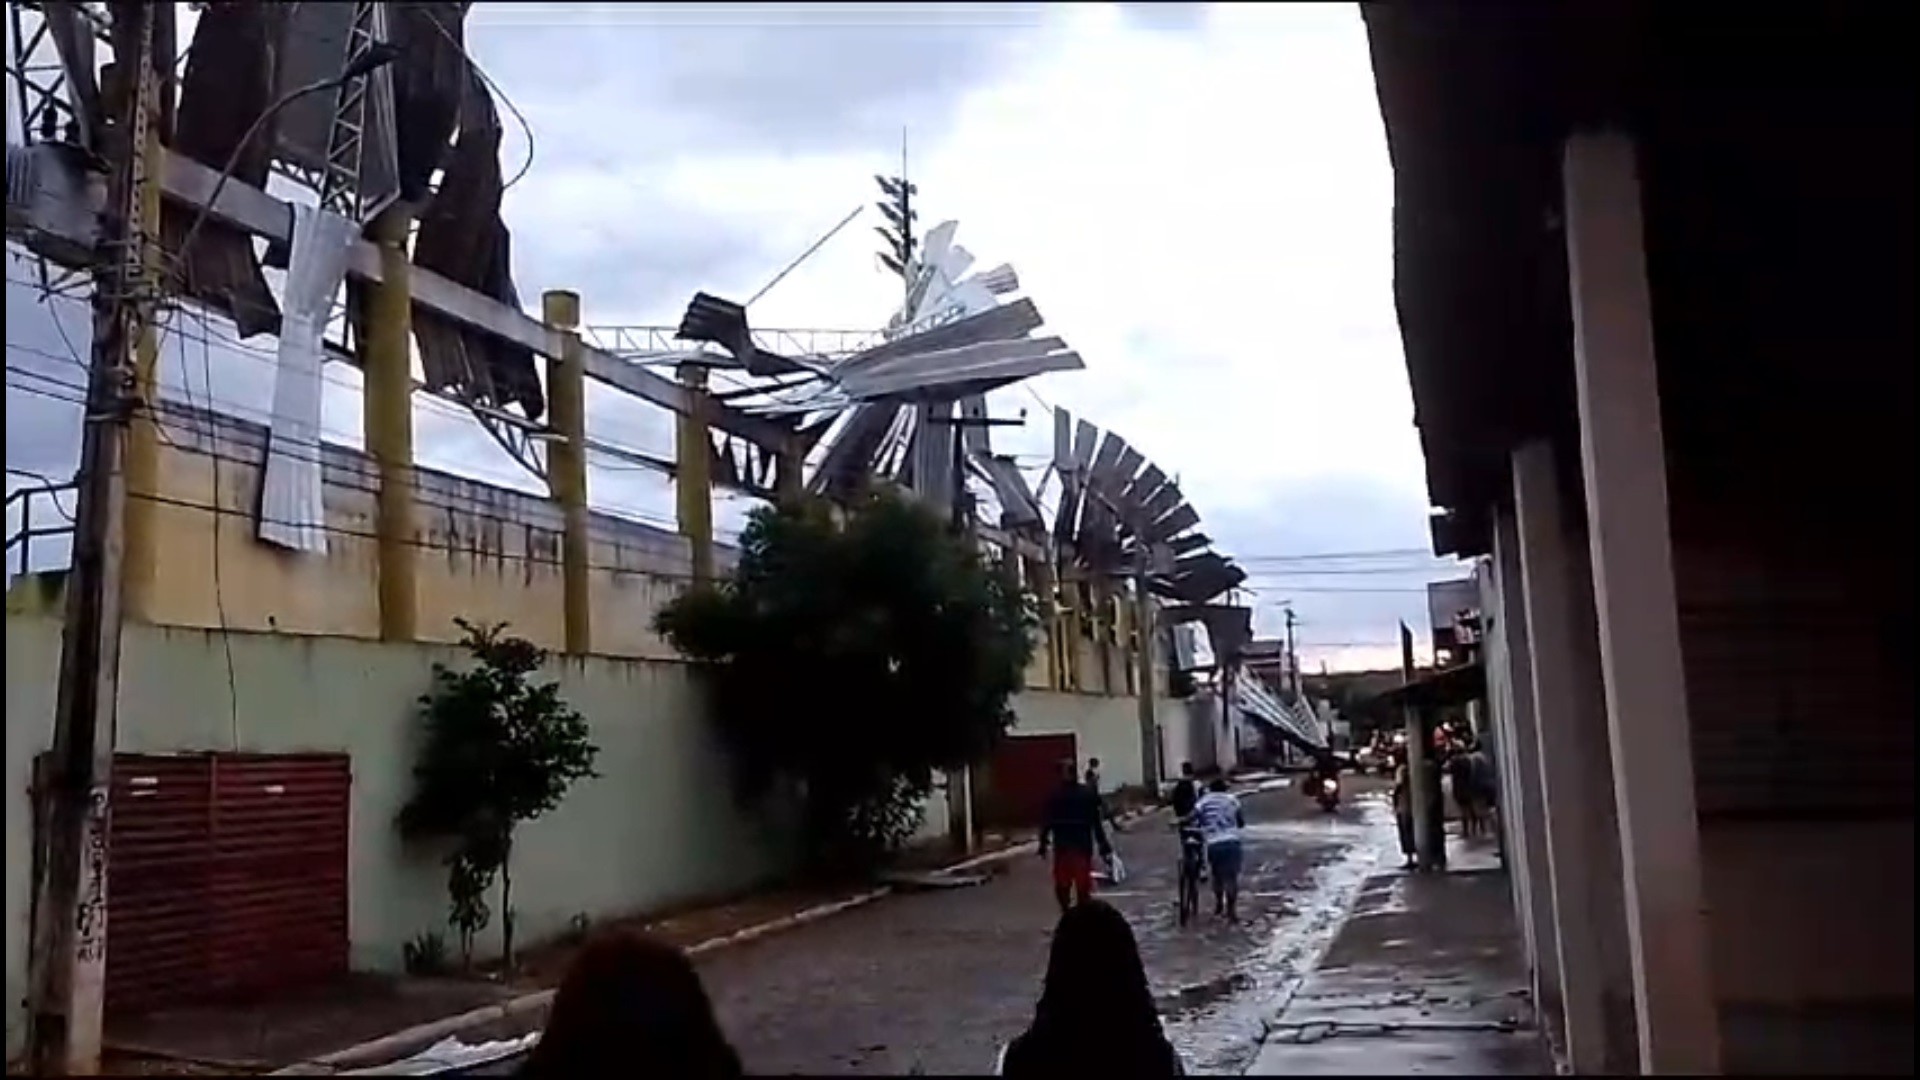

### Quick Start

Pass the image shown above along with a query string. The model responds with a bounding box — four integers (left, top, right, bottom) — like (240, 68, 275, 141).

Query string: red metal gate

(979, 733, 1078, 829)
(107, 753, 350, 1013)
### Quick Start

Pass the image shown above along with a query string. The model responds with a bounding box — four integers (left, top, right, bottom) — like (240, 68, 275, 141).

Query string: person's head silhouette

(1002, 901, 1180, 1075)
(520, 930, 741, 1077)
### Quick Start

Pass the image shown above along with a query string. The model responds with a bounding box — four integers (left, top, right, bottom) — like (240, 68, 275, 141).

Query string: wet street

(690, 780, 1396, 1076)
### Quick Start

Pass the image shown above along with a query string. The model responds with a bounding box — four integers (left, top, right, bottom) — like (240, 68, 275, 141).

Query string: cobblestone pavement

(693, 781, 1395, 1076)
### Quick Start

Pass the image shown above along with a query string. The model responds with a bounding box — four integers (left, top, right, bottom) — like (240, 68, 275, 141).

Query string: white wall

(1009, 690, 1165, 793)
(5, 615, 795, 1057)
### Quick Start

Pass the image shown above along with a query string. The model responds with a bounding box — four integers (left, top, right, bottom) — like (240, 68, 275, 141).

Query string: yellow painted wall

(133, 404, 700, 659)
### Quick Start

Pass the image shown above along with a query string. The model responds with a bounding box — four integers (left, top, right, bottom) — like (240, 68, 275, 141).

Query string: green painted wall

(5, 614, 793, 1056)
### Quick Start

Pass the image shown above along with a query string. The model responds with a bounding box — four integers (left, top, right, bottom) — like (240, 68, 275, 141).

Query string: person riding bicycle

(1169, 762, 1205, 883)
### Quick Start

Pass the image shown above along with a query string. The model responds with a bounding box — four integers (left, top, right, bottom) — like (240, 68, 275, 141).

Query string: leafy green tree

(655, 493, 1037, 872)
(399, 619, 599, 969)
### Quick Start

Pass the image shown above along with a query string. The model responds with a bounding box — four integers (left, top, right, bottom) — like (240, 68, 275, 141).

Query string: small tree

(655, 492, 1037, 872)
(399, 619, 599, 969)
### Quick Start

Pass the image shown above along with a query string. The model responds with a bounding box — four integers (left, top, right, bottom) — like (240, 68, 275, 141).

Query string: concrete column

(542, 290, 590, 656)
(1563, 131, 1721, 1074)
(363, 207, 416, 642)
(1491, 507, 1565, 1039)
(674, 363, 715, 583)
(774, 435, 805, 505)
(1513, 440, 1614, 1074)
(1133, 577, 1160, 790)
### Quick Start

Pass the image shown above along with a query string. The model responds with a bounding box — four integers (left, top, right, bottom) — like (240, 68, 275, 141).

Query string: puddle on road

(1163, 797, 1396, 1076)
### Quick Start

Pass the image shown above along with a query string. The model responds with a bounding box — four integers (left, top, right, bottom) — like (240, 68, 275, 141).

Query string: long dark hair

(1003, 901, 1180, 1075)
(519, 930, 741, 1077)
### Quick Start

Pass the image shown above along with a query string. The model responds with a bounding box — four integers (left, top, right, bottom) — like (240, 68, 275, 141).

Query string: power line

(421, 9, 537, 192)
(5, 354, 727, 541)
(1241, 566, 1470, 577)
(1234, 547, 1449, 563)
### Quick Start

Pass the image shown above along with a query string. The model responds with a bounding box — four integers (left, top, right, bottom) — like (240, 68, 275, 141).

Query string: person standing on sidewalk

(1039, 759, 1112, 913)
(1191, 777, 1246, 921)
(1391, 748, 1417, 870)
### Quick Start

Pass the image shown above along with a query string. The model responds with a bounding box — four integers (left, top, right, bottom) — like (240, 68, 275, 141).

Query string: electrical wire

(9, 292, 678, 474)
(422, 10, 536, 192)
(6, 351, 729, 544)
(156, 297, 242, 750)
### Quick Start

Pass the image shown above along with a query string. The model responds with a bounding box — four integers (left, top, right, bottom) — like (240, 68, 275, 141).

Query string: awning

(1365, 661, 1486, 714)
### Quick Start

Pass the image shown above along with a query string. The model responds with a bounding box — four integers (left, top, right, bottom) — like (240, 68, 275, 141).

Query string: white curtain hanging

(257, 202, 358, 553)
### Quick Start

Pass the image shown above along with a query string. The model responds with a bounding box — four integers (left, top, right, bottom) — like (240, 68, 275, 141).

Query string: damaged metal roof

(167, 1, 545, 420)
(1050, 407, 1247, 606)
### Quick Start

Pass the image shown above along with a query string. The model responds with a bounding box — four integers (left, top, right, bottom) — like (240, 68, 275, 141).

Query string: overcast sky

(5, 2, 1469, 671)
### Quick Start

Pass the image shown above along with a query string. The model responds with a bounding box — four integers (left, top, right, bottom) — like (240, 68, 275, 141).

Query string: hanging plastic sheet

(257, 203, 358, 554)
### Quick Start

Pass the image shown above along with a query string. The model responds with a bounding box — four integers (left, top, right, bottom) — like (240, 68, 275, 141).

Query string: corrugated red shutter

(980, 734, 1078, 829)
(207, 754, 351, 998)
(107, 755, 215, 1012)
(106, 752, 350, 1014)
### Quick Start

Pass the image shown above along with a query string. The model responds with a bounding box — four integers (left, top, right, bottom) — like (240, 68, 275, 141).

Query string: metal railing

(584, 324, 883, 363)
(6, 476, 77, 578)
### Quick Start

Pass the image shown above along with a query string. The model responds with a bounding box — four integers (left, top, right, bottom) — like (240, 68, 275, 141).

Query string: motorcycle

(1314, 774, 1340, 813)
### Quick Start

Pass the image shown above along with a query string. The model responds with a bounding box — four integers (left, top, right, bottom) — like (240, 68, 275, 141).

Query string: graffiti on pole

(74, 784, 110, 964)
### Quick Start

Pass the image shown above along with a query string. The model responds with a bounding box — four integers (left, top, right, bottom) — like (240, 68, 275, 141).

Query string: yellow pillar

(1063, 576, 1085, 692)
(1092, 577, 1116, 695)
(542, 289, 591, 655)
(121, 99, 164, 622)
(675, 362, 715, 582)
(364, 208, 416, 641)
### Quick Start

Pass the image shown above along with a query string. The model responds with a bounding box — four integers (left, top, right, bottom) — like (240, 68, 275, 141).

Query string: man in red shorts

(1037, 758, 1112, 912)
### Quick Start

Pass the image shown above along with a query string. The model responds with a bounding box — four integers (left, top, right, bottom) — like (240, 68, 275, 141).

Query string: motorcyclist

(1308, 750, 1340, 803)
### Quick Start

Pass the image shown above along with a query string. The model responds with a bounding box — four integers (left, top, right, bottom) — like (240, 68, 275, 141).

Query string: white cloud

(7, 2, 1465, 668)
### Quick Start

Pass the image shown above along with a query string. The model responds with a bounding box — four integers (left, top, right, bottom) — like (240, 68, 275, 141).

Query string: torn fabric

(257, 204, 357, 554)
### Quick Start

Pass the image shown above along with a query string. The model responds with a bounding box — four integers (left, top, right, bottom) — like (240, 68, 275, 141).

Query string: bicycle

(1174, 821, 1206, 926)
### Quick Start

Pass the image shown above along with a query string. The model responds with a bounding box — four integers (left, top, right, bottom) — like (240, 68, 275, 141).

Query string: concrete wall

(1009, 689, 1165, 793)
(3, 612, 1166, 1054)
(133, 402, 709, 661)
(5, 614, 794, 1057)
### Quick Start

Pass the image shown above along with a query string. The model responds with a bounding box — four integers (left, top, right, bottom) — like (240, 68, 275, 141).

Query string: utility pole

(932, 414, 1024, 532)
(27, 4, 162, 1072)
(1284, 605, 1300, 697)
(929, 412, 1022, 854)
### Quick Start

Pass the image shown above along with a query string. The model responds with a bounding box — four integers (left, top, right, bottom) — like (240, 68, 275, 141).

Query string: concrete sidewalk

(1247, 836, 1552, 1076)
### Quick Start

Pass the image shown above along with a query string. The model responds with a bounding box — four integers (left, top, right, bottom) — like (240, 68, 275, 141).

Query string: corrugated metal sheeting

(107, 753, 350, 1014)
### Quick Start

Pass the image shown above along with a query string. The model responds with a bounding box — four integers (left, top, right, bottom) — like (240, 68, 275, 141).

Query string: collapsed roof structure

(8, 0, 1262, 680)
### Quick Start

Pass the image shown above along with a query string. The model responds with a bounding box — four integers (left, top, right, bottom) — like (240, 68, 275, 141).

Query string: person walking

(1169, 761, 1200, 820)
(1391, 748, 1417, 870)
(997, 901, 1184, 1076)
(1085, 756, 1123, 832)
(1191, 777, 1246, 921)
(1447, 739, 1482, 837)
(1039, 759, 1112, 913)
(519, 930, 741, 1077)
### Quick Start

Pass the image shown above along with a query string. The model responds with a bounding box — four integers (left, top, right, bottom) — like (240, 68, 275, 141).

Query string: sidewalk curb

(272, 888, 892, 1075)
(275, 798, 1187, 1074)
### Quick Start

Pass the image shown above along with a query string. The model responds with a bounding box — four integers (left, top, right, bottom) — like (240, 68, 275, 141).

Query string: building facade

(1366, 5, 1911, 1073)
